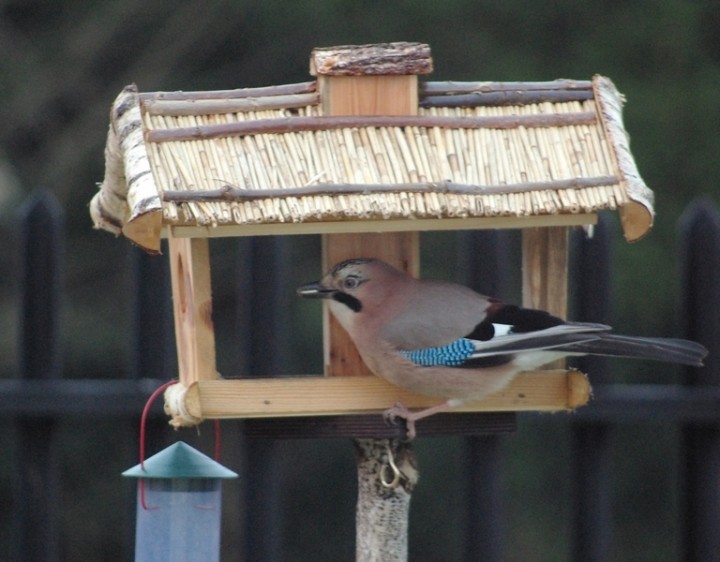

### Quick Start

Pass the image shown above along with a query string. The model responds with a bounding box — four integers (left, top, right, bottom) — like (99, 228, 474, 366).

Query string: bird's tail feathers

(469, 325, 708, 368)
(558, 334, 707, 367)
(469, 323, 608, 355)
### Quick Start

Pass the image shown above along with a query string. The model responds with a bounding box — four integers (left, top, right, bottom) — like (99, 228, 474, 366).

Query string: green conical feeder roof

(122, 442, 238, 479)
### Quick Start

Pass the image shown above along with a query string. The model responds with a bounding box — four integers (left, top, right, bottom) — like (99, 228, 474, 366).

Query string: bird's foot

(383, 399, 458, 440)
(383, 401, 419, 440)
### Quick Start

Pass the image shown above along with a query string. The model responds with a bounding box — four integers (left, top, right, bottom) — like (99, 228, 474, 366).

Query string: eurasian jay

(298, 258, 707, 439)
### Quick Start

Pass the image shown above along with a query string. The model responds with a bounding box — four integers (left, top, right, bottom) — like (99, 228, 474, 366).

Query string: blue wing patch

(400, 338, 476, 367)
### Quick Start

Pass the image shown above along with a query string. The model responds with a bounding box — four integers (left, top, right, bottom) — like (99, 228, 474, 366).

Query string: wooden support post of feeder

(522, 226, 570, 369)
(311, 43, 433, 561)
(167, 233, 217, 389)
(522, 226, 569, 318)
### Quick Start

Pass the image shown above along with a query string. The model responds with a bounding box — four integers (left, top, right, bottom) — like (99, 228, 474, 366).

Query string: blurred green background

(0, 1, 718, 560)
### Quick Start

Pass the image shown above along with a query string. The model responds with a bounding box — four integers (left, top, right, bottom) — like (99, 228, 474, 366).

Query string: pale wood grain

(165, 213, 597, 238)
(183, 370, 590, 419)
(168, 235, 217, 386)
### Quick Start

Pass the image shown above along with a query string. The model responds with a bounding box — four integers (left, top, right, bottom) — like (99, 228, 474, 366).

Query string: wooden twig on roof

(420, 79, 593, 94)
(137, 81, 317, 102)
(141, 93, 320, 116)
(145, 112, 597, 143)
(420, 90, 594, 107)
(161, 176, 619, 203)
(419, 80, 594, 106)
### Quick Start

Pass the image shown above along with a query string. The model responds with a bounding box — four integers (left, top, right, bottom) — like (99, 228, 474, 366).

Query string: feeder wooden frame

(166, 44, 589, 427)
(89, 42, 660, 428)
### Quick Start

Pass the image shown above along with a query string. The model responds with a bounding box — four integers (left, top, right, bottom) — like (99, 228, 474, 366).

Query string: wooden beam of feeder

(166, 212, 598, 239)
(144, 112, 597, 143)
(182, 370, 590, 419)
(168, 235, 217, 386)
(161, 176, 619, 203)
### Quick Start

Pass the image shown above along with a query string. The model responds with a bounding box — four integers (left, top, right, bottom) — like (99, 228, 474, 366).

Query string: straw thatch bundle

(90, 75, 653, 252)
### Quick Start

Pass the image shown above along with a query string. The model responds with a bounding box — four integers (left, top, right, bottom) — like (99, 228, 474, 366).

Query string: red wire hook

(138, 380, 222, 509)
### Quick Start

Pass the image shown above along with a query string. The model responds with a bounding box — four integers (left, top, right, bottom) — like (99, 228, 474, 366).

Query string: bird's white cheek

(327, 299, 356, 334)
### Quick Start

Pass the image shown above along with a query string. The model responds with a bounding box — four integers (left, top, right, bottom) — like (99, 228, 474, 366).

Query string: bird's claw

(383, 401, 417, 440)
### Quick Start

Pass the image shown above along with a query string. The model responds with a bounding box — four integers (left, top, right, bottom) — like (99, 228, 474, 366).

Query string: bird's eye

(343, 276, 360, 290)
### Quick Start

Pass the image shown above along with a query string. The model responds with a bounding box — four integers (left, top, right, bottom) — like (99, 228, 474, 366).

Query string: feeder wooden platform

(176, 370, 590, 420)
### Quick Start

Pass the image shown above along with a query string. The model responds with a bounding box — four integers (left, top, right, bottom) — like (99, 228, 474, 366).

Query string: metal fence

(2, 191, 719, 561)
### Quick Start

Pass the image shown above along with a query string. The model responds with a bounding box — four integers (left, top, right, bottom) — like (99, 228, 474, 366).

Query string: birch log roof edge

(90, 63, 654, 253)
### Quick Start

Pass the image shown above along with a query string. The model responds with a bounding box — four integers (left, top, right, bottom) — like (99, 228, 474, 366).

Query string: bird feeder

(123, 441, 238, 562)
(90, 42, 655, 434)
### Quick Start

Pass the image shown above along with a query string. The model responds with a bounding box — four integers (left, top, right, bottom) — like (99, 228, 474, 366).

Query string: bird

(297, 258, 708, 439)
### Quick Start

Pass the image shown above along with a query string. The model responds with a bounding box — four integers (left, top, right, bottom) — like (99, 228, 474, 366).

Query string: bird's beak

(296, 281, 336, 299)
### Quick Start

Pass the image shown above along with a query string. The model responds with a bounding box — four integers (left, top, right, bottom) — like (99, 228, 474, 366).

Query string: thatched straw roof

(91, 64, 653, 252)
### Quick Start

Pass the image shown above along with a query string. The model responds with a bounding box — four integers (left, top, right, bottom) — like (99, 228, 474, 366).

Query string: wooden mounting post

(168, 232, 217, 387)
(311, 43, 432, 562)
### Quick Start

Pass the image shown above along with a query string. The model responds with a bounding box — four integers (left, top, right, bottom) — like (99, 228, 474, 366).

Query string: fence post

(126, 242, 178, 557)
(128, 242, 177, 380)
(679, 199, 720, 562)
(15, 190, 64, 562)
(235, 237, 289, 561)
(459, 229, 511, 562)
(570, 216, 613, 562)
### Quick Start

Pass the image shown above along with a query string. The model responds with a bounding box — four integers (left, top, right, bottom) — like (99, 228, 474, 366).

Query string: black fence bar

(14, 190, 64, 562)
(571, 216, 613, 562)
(235, 237, 289, 562)
(679, 199, 720, 562)
(0, 378, 170, 416)
(128, 242, 177, 381)
(569, 385, 720, 423)
(459, 229, 513, 562)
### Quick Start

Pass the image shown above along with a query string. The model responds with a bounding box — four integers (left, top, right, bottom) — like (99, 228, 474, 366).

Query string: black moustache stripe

(333, 292, 362, 312)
